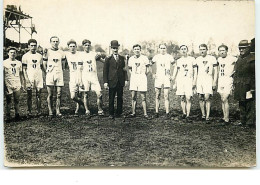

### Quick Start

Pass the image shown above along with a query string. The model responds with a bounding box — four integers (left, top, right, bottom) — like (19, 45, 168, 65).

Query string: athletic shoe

(166, 113, 171, 119)
(27, 112, 32, 118)
(206, 118, 211, 124)
(85, 110, 91, 116)
(144, 114, 149, 119)
(56, 113, 62, 117)
(109, 115, 114, 119)
(201, 116, 206, 121)
(186, 116, 193, 123)
(14, 114, 21, 121)
(129, 113, 136, 118)
(181, 114, 186, 119)
(98, 110, 105, 116)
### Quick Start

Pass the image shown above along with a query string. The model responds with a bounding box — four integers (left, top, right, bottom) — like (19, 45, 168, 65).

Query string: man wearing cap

(233, 40, 255, 127)
(172, 45, 197, 122)
(81, 39, 105, 116)
(195, 44, 218, 123)
(4, 47, 24, 122)
(43, 36, 66, 117)
(103, 40, 128, 119)
(65, 40, 84, 116)
(217, 44, 237, 125)
(22, 39, 44, 117)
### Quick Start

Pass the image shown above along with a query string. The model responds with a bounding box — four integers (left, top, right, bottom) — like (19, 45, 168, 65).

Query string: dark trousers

(239, 99, 255, 125)
(109, 82, 123, 116)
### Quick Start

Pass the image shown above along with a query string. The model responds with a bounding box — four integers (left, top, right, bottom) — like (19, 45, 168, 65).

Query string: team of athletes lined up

(3, 36, 254, 126)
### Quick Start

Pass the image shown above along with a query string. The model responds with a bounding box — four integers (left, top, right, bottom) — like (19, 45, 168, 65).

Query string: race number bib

(32, 59, 37, 69)
(71, 62, 77, 70)
(220, 64, 225, 76)
(11, 64, 17, 76)
(87, 60, 93, 72)
(135, 63, 141, 74)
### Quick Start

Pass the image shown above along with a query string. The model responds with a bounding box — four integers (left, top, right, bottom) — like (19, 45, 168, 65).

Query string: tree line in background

(3, 37, 255, 61)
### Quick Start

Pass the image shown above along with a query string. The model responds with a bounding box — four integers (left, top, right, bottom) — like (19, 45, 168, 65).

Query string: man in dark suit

(103, 40, 128, 119)
(233, 40, 255, 128)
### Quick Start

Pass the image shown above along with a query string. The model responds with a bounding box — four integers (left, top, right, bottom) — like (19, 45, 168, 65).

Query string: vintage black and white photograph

(2, 0, 256, 167)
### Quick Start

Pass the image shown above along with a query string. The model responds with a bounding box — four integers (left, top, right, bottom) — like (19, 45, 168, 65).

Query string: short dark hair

(199, 44, 208, 50)
(218, 44, 228, 51)
(50, 36, 59, 42)
(133, 44, 141, 50)
(28, 39, 37, 45)
(82, 39, 91, 45)
(7, 47, 17, 52)
(179, 45, 188, 50)
(159, 43, 167, 48)
(67, 39, 77, 46)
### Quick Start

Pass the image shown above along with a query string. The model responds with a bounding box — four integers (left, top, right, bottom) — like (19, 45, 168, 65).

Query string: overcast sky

(4, 0, 255, 53)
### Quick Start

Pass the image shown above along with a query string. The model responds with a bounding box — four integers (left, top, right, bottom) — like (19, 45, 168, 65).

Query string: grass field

(4, 62, 256, 167)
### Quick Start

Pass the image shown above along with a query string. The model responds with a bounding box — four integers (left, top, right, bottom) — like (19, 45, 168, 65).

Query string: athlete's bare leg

(164, 88, 170, 114)
(36, 88, 42, 114)
(56, 86, 62, 115)
(186, 95, 192, 117)
(140, 92, 147, 115)
(96, 91, 103, 112)
(180, 95, 186, 115)
(131, 91, 137, 115)
(13, 90, 21, 116)
(220, 93, 230, 122)
(205, 93, 211, 119)
(155, 88, 161, 113)
(199, 94, 206, 118)
(47, 86, 54, 115)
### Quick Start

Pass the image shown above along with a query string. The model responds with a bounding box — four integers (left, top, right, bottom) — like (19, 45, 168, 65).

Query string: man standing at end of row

(43, 36, 66, 117)
(128, 44, 150, 118)
(103, 40, 128, 119)
(172, 45, 197, 122)
(4, 47, 24, 122)
(151, 43, 174, 118)
(22, 39, 44, 117)
(233, 40, 255, 127)
(195, 44, 218, 123)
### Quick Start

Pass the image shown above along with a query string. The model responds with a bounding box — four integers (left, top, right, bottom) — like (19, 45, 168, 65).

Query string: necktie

(115, 54, 118, 61)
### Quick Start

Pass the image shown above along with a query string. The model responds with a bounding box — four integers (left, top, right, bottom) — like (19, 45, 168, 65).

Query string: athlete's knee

(97, 93, 103, 100)
(141, 95, 146, 102)
(155, 91, 161, 99)
(56, 91, 62, 99)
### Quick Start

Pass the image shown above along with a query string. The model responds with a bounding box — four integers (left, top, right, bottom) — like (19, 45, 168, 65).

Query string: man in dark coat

(103, 40, 128, 119)
(233, 40, 255, 127)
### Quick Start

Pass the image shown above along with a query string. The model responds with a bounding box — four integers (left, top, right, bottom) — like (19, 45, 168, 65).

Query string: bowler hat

(110, 40, 120, 47)
(238, 40, 250, 48)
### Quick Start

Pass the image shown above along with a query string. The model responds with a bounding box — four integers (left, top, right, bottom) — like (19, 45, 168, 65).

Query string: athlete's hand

(192, 85, 196, 90)
(26, 82, 32, 89)
(125, 81, 128, 86)
(104, 83, 109, 89)
(212, 86, 217, 91)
